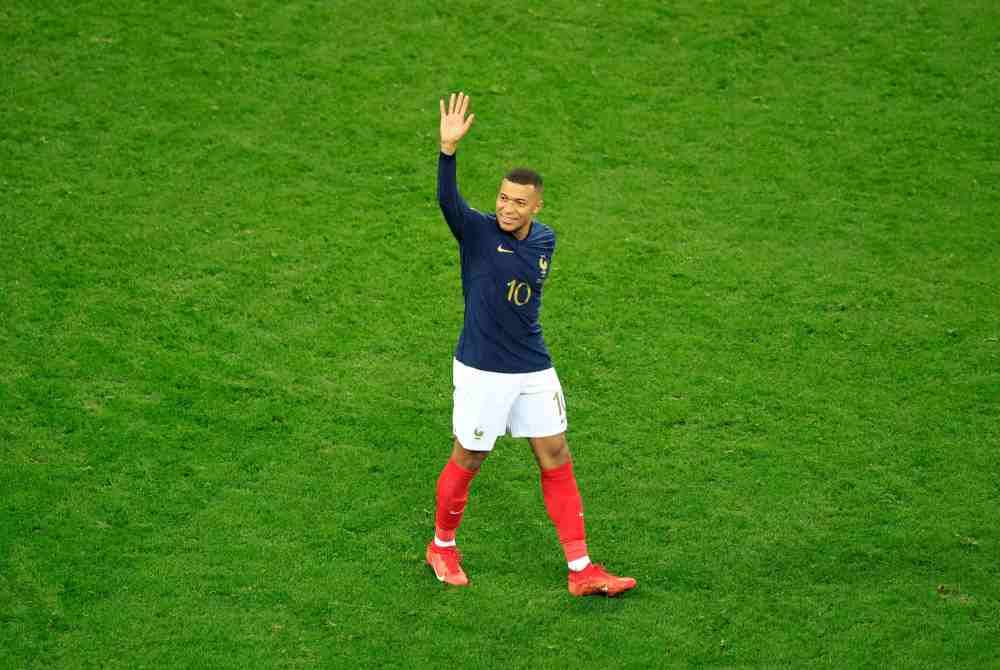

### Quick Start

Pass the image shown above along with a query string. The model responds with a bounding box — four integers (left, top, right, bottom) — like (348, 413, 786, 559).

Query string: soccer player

(425, 92, 636, 597)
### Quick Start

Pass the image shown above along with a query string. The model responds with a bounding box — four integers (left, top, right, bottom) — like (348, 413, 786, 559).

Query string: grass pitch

(2, 1, 998, 667)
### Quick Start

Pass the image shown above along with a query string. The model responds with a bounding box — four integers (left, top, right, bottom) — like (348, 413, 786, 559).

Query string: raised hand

(439, 92, 475, 156)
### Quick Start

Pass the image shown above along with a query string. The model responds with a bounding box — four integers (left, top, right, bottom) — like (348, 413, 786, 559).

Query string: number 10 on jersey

(506, 279, 532, 306)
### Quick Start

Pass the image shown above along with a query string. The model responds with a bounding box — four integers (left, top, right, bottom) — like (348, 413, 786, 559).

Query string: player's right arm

(437, 92, 476, 241)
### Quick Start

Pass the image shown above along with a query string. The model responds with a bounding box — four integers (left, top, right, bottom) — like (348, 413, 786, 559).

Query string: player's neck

(512, 221, 532, 241)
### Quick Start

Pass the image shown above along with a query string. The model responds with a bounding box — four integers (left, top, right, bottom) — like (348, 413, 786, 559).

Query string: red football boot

(567, 563, 636, 597)
(426, 542, 469, 586)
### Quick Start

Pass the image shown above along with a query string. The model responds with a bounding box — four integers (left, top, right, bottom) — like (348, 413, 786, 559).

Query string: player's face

(496, 180, 543, 240)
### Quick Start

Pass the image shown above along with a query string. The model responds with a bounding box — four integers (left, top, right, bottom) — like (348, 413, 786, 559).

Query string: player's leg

(510, 370, 636, 596)
(527, 432, 636, 596)
(528, 432, 590, 571)
(427, 437, 486, 587)
(432, 437, 488, 549)
(508, 370, 584, 566)
(427, 360, 517, 586)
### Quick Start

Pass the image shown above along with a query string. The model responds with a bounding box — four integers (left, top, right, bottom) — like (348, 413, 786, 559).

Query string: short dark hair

(504, 167, 543, 192)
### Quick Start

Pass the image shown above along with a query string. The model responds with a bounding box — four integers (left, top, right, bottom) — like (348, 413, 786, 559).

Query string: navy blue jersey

(438, 152, 555, 373)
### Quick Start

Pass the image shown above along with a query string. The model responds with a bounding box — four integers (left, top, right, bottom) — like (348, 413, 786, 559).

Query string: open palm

(439, 92, 475, 151)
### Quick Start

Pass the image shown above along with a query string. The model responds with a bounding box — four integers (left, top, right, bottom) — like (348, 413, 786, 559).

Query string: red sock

(540, 461, 589, 563)
(434, 458, 478, 542)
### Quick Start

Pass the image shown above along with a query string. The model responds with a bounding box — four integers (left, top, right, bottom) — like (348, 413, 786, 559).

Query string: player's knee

(451, 437, 489, 470)
(550, 439, 570, 463)
(456, 449, 488, 471)
(532, 434, 570, 467)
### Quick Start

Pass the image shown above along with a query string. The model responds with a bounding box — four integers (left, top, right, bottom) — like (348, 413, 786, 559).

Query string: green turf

(2, 0, 998, 667)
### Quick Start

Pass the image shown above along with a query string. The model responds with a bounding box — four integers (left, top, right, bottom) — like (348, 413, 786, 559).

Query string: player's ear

(534, 197, 543, 213)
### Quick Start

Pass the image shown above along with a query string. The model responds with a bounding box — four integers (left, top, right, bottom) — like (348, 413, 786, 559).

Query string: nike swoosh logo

(497, 245, 514, 254)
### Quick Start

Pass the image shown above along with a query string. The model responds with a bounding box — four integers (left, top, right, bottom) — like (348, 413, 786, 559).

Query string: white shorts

(452, 358, 568, 452)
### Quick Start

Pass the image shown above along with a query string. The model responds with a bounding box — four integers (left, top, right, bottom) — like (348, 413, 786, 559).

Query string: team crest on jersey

(539, 256, 549, 277)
